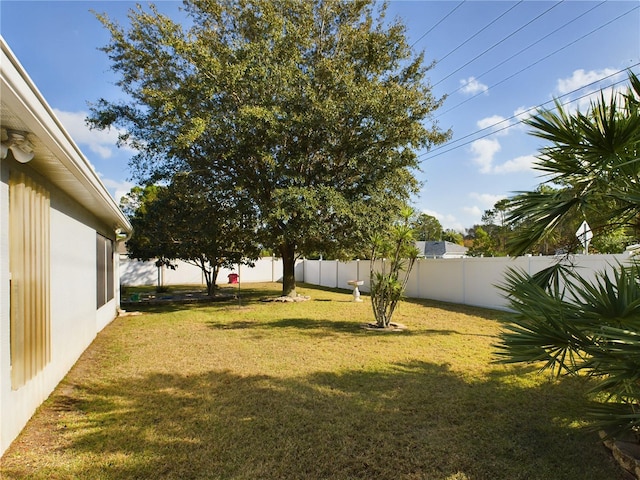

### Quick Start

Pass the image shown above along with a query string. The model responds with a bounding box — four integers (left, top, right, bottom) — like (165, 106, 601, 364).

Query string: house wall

(0, 159, 120, 455)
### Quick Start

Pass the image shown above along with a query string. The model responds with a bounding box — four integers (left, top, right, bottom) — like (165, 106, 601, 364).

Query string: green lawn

(0, 283, 625, 479)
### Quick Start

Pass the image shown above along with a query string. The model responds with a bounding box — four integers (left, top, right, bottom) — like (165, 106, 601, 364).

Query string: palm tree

(497, 71, 640, 437)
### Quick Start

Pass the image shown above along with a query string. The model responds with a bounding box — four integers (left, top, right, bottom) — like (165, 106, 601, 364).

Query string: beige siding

(9, 171, 50, 389)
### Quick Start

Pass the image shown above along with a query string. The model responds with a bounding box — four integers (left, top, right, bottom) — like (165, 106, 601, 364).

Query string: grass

(0, 283, 625, 479)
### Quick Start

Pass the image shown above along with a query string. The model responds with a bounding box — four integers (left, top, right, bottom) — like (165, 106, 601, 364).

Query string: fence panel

(120, 257, 300, 287)
(319, 260, 339, 288)
(301, 254, 632, 310)
(417, 258, 465, 305)
(337, 261, 360, 290)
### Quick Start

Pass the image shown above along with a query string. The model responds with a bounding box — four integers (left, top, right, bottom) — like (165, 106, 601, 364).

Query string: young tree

(87, 0, 450, 297)
(369, 207, 419, 328)
(125, 175, 261, 296)
(497, 72, 640, 436)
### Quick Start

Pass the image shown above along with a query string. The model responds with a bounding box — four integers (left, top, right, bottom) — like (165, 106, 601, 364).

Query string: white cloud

(469, 136, 536, 175)
(420, 208, 463, 232)
(492, 154, 537, 174)
(556, 68, 620, 95)
(512, 106, 535, 130)
(469, 192, 506, 208)
(462, 193, 508, 227)
(462, 205, 483, 218)
(477, 115, 510, 136)
(53, 108, 127, 159)
(555, 69, 626, 112)
(100, 177, 135, 204)
(460, 76, 488, 96)
(469, 138, 501, 174)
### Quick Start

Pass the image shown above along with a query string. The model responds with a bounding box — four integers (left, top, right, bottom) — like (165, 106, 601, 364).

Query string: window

(96, 233, 114, 308)
(9, 171, 51, 389)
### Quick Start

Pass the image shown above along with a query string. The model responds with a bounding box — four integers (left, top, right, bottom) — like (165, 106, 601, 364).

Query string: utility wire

(435, 3, 639, 118)
(437, 1, 523, 65)
(433, 1, 564, 88)
(444, 1, 606, 99)
(410, 1, 465, 49)
(420, 65, 640, 161)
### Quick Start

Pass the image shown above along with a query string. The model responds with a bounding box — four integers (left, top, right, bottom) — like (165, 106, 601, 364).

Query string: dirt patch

(260, 295, 311, 303)
(361, 322, 407, 332)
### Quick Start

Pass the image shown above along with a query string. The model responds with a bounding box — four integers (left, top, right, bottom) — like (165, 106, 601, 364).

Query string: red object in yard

(228, 273, 239, 284)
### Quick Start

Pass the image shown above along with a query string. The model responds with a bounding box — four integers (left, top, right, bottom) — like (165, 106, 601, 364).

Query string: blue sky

(2, 1, 639, 232)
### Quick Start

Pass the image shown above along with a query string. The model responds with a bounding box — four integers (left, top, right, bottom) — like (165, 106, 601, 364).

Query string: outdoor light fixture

(1, 128, 35, 163)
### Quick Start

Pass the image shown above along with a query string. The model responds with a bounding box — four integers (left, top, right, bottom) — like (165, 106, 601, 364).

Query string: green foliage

(369, 207, 419, 327)
(506, 72, 640, 257)
(497, 262, 640, 436)
(88, 0, 451, 296)
(442, 228, 463, 245)
(466, 226, 497, 257)
(125, 175, 261, 295)
(497, 71, 640, 438)
(412, 212, 442, 241)
(479, 198, 511, 255)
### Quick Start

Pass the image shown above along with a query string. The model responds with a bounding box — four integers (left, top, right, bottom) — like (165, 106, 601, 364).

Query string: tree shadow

(208, 317, 368, 336)
(2, 362, 623, 479)
(403, 296, 509, 321)
(205, 317, 469, 338)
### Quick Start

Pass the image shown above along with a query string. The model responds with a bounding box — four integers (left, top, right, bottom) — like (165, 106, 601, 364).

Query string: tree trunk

(207, 264, 220, 296)
(280, 242, 297, 298)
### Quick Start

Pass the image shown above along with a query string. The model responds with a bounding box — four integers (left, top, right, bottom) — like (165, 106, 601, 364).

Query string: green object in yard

(130, 293, 140, 301)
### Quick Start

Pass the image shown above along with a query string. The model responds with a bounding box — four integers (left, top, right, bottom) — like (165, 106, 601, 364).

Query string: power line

(410, 1, 465, 49)
(420, 65, 640, 161)
(437, 1, 523, 65)
(436, 3, 639, 118)
(433, 1, 564, 88)
(443, 1, 606, 99)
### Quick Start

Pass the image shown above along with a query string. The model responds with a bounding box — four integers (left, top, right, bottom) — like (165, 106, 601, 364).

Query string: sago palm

(497, 71, 640, 437)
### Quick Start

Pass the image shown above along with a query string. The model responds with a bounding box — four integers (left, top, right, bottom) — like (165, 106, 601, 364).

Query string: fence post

(462, 257, 466, 306)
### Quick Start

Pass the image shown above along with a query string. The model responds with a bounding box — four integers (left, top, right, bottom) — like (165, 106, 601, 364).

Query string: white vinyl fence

(120, 253, 633, 311)
(302, 254, 633, 311)
(120, 256, 304, 287)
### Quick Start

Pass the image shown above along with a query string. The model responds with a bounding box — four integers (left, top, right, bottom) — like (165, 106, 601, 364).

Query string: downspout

(115, 227, 132, 314)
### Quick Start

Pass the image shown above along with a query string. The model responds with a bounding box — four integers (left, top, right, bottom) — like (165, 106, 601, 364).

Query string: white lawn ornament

(347, 280, 364, 302)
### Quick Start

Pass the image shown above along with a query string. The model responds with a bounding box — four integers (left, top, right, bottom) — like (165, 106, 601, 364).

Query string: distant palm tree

(497, 71, 640, 437)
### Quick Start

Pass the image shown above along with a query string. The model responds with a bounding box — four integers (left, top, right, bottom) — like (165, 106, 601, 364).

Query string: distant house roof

(416, 241, 468, 258)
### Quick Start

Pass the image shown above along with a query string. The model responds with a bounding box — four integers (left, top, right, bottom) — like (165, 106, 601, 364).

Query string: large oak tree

(88, 0, 450, 296)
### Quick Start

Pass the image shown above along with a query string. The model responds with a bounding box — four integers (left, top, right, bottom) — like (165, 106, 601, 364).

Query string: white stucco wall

(0, 164, 120, 455)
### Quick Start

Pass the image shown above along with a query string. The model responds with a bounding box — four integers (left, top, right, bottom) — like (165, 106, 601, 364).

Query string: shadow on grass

(207, 317, 474, 339)
(209, 317, 367, 335)
(403, 296, 509, 320)
(121, 285, 287, 314)
(2, 362, 623, 479)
